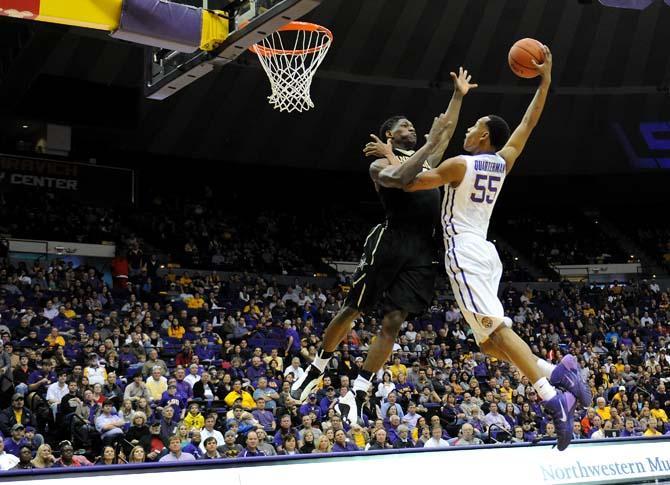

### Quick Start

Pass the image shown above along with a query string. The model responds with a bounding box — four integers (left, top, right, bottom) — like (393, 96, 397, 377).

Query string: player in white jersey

(368, 45, 590, 451)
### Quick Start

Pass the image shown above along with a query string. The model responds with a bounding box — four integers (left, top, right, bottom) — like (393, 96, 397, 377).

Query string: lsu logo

(482, 317, 493, 328)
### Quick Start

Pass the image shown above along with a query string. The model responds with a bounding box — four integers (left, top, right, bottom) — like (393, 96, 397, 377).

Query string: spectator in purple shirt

(246, 357, 267, 385)
(621, 419, 641, 437)
(240, 431, 265, 458)
(319, 387, 336, 416)
(331, 429, 358, 452)
(3, 424, 29, 457)
(195, 338, 216, 363)
(160, 383, 187, 418)
(28, 360, 56, 396)
(174, 368, 193, 399)
(251, 398, 276, 433)
(181, 429, 203, 459)
(272, 415, 298, 452)
(299, 394, 323, 421)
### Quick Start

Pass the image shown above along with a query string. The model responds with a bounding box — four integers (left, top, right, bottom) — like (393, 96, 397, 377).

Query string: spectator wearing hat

(146, 421, 166, 461)
(23, 425, 43, 451)
(124, 373, 151, 403)
(200, 414, 224, 449)
(4, 423, 29, 456)
(0, 393, 35, 436)
(84, 355, 107, 387)
(159, 435, 196, 462)
(216, 430, 244, 458)
(299, 394, 323, 421)
(0, 439, 19, 470)
(319, 386, 336, 416)
(224, 379, 256, 409)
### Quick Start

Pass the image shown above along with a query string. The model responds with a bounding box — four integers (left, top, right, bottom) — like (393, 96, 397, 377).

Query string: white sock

(533, 377, 557, 401)
(353, 374, 372, 394)
(375, 368, 385, 381)
(312, 354, 331, 373)
(537, 359, 556, 379)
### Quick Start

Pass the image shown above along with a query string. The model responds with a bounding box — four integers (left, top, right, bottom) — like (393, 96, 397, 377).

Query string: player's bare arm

(403, 156, 467, 192)
(426, 67, 479, 169)
(498, 45, 553, 173)
(367, 114, 452, 189)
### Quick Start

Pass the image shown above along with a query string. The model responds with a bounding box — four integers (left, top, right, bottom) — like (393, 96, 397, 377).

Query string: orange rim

(249, 21, 333, 57)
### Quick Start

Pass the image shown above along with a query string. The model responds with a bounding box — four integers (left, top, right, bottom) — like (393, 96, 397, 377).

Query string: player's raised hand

(364, 134, 394, 159)
(532, 45, 552, 81)
(450, 66, 478, 97)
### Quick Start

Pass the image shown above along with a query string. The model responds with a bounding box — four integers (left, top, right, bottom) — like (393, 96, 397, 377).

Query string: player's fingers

(470, 83, 479, 89)
(370, 134, 383, 143)
(450, 72, 457, 80)
(466, 75, 472, 82)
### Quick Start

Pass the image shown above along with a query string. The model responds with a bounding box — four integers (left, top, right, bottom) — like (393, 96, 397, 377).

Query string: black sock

(358, 369, 373, 381)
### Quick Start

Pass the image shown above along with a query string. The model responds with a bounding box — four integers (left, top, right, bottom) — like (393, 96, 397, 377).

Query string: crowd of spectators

(4, 192, 666, 282)
(0, 249, 669, 471)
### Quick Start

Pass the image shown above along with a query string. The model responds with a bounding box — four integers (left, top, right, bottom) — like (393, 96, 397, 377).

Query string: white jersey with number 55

(442, 153, 506, 240)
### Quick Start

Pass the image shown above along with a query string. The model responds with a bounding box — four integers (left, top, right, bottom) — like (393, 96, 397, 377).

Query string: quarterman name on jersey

(474, 159, 505, 173)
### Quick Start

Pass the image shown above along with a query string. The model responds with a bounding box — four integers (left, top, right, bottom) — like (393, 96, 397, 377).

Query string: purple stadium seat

(598, 0, 655, 9)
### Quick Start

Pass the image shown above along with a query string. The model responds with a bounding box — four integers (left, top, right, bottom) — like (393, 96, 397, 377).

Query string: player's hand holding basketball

(532, 44, 552, 83)
(364, 135, 394, 160)
(450, 66, 478, 97)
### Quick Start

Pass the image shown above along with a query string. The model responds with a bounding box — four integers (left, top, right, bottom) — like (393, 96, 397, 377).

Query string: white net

(252, 23, 332, 113)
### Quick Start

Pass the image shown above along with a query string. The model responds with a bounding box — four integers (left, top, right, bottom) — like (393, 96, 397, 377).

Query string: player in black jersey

(291, 68, 478, 423)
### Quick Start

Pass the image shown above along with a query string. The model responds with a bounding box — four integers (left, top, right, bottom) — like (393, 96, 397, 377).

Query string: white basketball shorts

(444, 233, 512, 344)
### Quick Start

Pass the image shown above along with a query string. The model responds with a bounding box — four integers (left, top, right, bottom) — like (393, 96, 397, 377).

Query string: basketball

(508, 38, 545, 79)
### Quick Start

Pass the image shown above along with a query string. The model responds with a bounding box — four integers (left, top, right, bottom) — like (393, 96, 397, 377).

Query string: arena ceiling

(1, 0, 670, 174)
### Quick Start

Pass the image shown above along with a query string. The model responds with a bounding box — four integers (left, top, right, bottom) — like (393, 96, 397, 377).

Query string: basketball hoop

(250, 21, 333, 113)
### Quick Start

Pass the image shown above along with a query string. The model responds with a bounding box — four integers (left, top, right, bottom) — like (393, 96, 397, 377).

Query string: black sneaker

(290, 365, 323, 403)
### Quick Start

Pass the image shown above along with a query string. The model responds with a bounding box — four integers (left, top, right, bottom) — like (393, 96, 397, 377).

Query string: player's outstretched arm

(498, 45, 552, 174)
(368, 115, 452, 189)
(426, 67, 478, 169)
(403, 156, 466, 192)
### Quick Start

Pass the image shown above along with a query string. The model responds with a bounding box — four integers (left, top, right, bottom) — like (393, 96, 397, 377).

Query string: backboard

(144, 0, 322, 100)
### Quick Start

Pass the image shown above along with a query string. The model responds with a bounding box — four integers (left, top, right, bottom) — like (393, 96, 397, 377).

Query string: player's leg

(360, 309, 406, 374)
(291, 306, 359, 402)
(336, 308, 407, 425)
(293, 224, 388, 403)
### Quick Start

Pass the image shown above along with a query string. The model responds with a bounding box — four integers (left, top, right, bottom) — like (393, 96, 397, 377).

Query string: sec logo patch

(482, 317, 493, 328)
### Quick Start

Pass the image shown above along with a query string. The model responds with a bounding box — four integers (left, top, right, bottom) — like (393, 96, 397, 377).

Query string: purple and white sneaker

(550, 354, 592, 408)
(543, 389, 577, 451)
